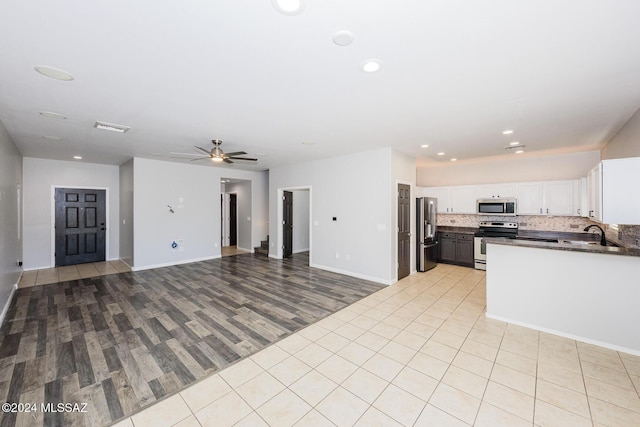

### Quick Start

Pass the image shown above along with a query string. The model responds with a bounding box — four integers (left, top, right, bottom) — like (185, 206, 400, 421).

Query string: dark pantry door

(283, 190, 293, 258)
(397, 183, 411, 280)
(55, 188, 106, 266)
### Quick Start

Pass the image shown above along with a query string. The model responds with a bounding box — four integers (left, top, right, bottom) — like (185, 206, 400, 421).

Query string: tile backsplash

(437, 214, 640, 248)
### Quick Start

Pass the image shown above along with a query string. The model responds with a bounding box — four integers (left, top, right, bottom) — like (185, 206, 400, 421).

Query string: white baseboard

(0, 283, 18, 327)
(485, 313, 640, 357)
(130, 255, 221, 272)
(309, 262, 392, 286)
(237, 246, 252, 253)
(293, 248, 309, 254)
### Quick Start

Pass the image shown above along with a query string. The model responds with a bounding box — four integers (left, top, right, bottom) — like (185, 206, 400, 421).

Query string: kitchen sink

(557, 239, 600, 245)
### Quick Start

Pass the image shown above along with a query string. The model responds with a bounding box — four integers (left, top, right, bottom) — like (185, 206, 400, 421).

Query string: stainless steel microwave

(477, 198, 517, 216)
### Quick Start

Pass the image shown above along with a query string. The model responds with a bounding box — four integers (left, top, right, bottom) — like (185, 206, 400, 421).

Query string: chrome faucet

(583, 224, 607, 246)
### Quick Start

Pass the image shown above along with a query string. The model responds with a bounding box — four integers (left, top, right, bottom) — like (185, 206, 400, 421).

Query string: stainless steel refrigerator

(417, 197, 438, 272)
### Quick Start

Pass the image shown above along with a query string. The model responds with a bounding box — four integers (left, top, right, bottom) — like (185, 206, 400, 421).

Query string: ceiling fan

(178, 139, 258, 164)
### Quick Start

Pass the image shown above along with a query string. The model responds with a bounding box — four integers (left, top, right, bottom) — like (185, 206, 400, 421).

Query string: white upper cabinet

(516, 182, 544, 215)
(516, 180, 580, 216)
(422, 187, 451, 214)
(422, 186, 476, 214)
(545, 181, 579, 216)
(587, 163, 602, 221)
(476, 184, 516, 199)
(422, 178, 584, 217)
(449, 186, 477, 214)
(601, 157, 640, 224)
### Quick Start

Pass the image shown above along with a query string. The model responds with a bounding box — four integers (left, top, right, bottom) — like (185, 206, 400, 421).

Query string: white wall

(225, 180, 252, 251)
(0, 120, 22, 322)
(119, 159, 134, 266)
(269, 148, 396, 284)
(292, 190, 310, 253)
(131, 158, 268, 270)
(22, 158, 120, 269)
(392, 149, 417, 278)
(602, 106, 640, 160)
(417, 150, 600, 187)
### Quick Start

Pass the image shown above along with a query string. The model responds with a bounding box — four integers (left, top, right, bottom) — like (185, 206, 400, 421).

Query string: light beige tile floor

(18, 259, 130, 288)
(85, 264, 640, 426)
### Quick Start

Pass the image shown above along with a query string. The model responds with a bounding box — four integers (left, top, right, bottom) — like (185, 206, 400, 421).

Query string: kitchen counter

(485, 239, 640, 355)
(437, 226, 478, 234)
(485, 234, 640, 257)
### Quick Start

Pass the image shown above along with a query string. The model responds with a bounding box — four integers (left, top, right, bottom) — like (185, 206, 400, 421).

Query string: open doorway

(221, 178, 252, 257)
(278, 187, 311, 265)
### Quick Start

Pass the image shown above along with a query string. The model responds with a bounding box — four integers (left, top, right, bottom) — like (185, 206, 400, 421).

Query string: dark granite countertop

(437, 226, 478, 234)
(485, 235, 640, 257)
(436, 226, 640, 257)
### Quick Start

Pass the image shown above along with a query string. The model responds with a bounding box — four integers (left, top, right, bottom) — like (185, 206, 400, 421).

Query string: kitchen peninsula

(485, 238, 640, 355)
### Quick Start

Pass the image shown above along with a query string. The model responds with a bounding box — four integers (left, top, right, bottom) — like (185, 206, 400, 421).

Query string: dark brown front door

(55, 188, 106, 266)
(283, 191, 293, 258)
(398, 184, 411, 280)
(229, 194, 237, 246)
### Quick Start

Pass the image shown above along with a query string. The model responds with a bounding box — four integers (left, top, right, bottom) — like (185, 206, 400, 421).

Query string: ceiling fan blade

(195, 145, 212, 156)
(223, 158, 234, 164)
(169, 152, 202, 157)
(227, 156, 257, 161)
(189, 157, 210, 161)
(223, 151, 247, 157)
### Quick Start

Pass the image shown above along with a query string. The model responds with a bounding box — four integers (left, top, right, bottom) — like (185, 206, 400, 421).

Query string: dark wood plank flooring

(0, 253, 383, 427)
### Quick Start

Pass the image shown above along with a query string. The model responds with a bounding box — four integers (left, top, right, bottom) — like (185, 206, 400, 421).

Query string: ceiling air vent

(504, 144, 525, 151)
(94, 121, 130, 133)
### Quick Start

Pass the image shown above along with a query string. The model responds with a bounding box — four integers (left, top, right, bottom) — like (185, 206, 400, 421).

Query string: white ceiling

(1, 0, 639, 171)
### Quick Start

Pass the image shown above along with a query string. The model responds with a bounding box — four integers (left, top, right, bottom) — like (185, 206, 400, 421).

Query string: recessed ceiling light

(34, 66, 74, 81)
(437, 152, 445, 156)
(502, 130, 514, 135)
(420, 144, 429, 148)
(450, 158, 457, 162)
(94, 121, 130, 133)
(333, 30, 354, 46)
(39, 111, 67, 119)
(271, 0, 305, 15)
(360, 59, 382, 73)
(515, 150, 524, 154)
(73, 156, 82, 160)
(42, 135, 63, 141)
(509, 141, 520, 146)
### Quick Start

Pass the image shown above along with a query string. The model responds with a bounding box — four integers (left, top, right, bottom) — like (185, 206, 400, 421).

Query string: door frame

(50, 185, 110, 267)
(395, 180, 414, 282)
(221, 191, 239, 247)
(276, 186, 312, 262)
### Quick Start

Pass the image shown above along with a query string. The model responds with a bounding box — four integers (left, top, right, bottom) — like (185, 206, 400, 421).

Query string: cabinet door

(449, 186, 476, 214)
(544, 181, 576, 216)
(456, 235, 475, 267)
(423, 187, 450, 213)
(516, 183, 544, 215)
(602, 158, 640, 224)
(439, 234, 457, 263)
(476, 184, 516, 199)
(588, 164, 602, 222)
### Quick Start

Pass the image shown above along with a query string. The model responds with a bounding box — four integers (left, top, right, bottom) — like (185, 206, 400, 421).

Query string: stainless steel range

(474, 221, 518, 270)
